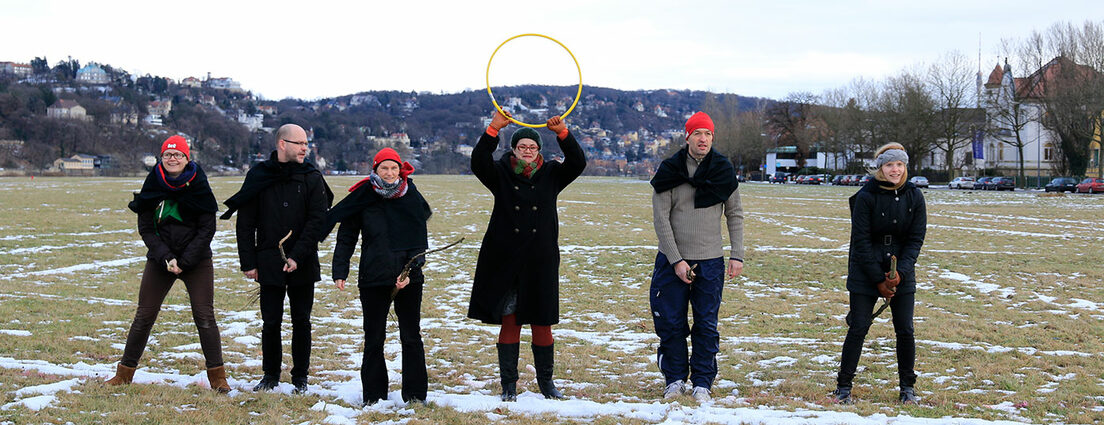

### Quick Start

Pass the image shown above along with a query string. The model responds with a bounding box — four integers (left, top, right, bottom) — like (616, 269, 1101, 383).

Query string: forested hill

(0, 61, 764, 174)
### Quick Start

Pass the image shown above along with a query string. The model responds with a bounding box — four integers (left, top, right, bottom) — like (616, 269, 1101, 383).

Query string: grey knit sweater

(652, 154, 744, 264)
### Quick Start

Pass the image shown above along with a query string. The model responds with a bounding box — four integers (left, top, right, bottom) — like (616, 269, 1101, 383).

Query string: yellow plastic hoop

(486, 33, 582, 128)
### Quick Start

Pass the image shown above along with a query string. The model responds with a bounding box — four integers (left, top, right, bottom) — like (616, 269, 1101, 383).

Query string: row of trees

(701, 20, 1103, 183)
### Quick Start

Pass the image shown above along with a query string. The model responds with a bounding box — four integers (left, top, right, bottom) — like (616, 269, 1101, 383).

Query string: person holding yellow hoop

(468, 109, 586, 401)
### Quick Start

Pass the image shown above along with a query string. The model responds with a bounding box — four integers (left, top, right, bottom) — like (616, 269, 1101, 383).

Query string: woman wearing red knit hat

(107, 135, 230, 393)
(325, 147, 431, 406)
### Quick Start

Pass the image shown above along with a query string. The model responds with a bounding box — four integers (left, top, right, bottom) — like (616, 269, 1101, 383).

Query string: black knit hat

(510, 128, 541, 150)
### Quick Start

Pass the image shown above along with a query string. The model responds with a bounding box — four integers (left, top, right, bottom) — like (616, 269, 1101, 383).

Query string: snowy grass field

(1, 175, 1102, 424)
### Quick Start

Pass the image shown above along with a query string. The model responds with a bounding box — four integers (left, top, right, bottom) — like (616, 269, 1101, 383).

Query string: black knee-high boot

(532, 343, 564, 399)
(497, 343, 519, 401)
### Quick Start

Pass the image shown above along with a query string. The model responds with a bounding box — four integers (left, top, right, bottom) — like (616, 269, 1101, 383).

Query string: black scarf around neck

(220, 151, 333, 219)
(650, 147, 738, 208)
(128, 161, 217, 214)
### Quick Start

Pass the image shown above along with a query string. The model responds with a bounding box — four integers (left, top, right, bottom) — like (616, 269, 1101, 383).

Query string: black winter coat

(235, 163, 331, 287)
(331, 181, 431, 288)
(467, 130, 586, 326)
(138, 208, 215, 271)
(847, 179, 927, 296)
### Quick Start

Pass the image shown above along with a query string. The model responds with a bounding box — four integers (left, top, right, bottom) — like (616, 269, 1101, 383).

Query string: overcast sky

(2, 0, 1100, 101)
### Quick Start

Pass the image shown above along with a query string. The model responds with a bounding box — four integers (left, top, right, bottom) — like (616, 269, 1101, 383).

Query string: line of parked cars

(948, 176, 1016, 190)
(771, 172, 1104, 193)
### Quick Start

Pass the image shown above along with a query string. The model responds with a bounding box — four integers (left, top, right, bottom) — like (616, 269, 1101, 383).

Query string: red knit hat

(161, 135, 190, 159)
(373, 148, 415, 177)
(684, 111, 715, 140)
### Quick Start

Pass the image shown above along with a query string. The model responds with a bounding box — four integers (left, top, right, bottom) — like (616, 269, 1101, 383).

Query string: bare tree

(928, 50, 981, 181)
(1007, 20, 1104, 176)
(816, 87, 856, 170)
(702, 93, 765, 177)
(874, 70, 938, 174)
(981, 55, 1035, 186)
(764, 92, 823, 169)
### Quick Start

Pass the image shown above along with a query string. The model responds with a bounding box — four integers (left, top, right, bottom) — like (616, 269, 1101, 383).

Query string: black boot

(831, 386, 852, 404)
(252, 375, 279, 392)
(496, 343, 519, 402)
(532, 344, 564, 399)
(899, 386, 918, 404)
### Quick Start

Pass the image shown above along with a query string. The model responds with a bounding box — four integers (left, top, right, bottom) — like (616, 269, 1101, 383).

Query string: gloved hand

(883, 271, 900, 290)
(546, 116, 567, 135)
(876, 280, 896, 298)
(490, 110, 512, 130)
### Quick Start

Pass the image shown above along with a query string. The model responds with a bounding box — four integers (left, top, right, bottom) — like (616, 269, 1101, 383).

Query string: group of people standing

(104, 110, 926, 407)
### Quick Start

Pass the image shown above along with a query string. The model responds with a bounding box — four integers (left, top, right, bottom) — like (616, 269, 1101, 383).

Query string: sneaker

(292, 378, 308, 394)
(832, 387, 853, 404)
(252, 375, 279, 392)
(690, 386, 711, 402)
(663, 381, 686, 400)
(899, 387, 918, 404)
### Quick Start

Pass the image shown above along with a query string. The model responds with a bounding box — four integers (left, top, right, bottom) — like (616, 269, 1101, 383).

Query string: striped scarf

(369, 173, 408, 199)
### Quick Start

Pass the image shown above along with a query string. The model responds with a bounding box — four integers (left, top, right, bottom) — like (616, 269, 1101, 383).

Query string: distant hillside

(0, 59, 766, 175)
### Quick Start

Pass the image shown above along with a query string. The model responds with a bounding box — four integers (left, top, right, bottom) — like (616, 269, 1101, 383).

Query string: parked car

(858, 175, 873, 185)
(976, 177, 994, 190)
(1044, 177, 1079, 193)
(948, 176, 975, 189)
(770, 172, 790, 184)
(851, 175, 866, 186)
(1076, 177, 1104, 193)
(831, 175, 846, 185)
(909, 176, 929, 188)
(991, 176, 1016, 191)
(807, 174, 831, 185)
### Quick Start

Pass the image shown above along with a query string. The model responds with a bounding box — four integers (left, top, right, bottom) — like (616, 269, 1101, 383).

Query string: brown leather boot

(105, 364, 136, 385)
(207, 366, 231, 393)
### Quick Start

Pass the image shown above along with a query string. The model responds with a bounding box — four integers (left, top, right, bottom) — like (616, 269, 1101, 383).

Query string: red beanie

(684, 111, 715, 140)
(161, 135, 190, 159)
(373, 148, 415, 177)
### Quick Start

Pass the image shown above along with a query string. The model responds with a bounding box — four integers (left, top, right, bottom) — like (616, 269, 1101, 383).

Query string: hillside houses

(46, 99, 91, 121)
(76, 64, 108, 84)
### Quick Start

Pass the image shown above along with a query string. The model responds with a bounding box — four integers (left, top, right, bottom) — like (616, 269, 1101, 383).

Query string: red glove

(489, 110, 512, 131)
(546, 116, 568, 138)
(883, 272, 900, 290)
(876, 272, 900, 298)
(876, 281, 896, 298)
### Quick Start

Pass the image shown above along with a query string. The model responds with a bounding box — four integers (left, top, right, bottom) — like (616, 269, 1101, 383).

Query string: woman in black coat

(468, 110, 585, 401)
(328, 148, 431, 406)
(834, 142, 927, 404)
(106, 136, 229, 392)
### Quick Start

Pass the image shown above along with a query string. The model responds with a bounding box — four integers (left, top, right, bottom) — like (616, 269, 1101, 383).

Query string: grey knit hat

(875, 149, 909, 168)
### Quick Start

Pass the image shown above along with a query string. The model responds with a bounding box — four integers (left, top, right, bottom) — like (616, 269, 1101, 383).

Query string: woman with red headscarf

(326, 148, 432, 406)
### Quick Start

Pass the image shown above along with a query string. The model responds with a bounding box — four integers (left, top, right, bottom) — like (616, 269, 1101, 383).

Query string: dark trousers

(359, 268, 427, 403)
(259, 283, 314, 380)
(838, 291, 916, 389)
(121, 258, 223, 369)
(649, 252, 724, 389)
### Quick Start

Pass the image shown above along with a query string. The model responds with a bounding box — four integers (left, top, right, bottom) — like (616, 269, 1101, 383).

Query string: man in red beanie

(648, 111, 744, 402)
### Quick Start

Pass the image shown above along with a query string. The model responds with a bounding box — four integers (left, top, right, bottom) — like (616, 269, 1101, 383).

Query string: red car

(1076, 177, 1104, 193)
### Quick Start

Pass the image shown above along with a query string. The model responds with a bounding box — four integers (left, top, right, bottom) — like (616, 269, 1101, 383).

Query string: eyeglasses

(282, 139, 309, 147)
(161, 152, 186, 160)
(515, 145, 539, 152)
